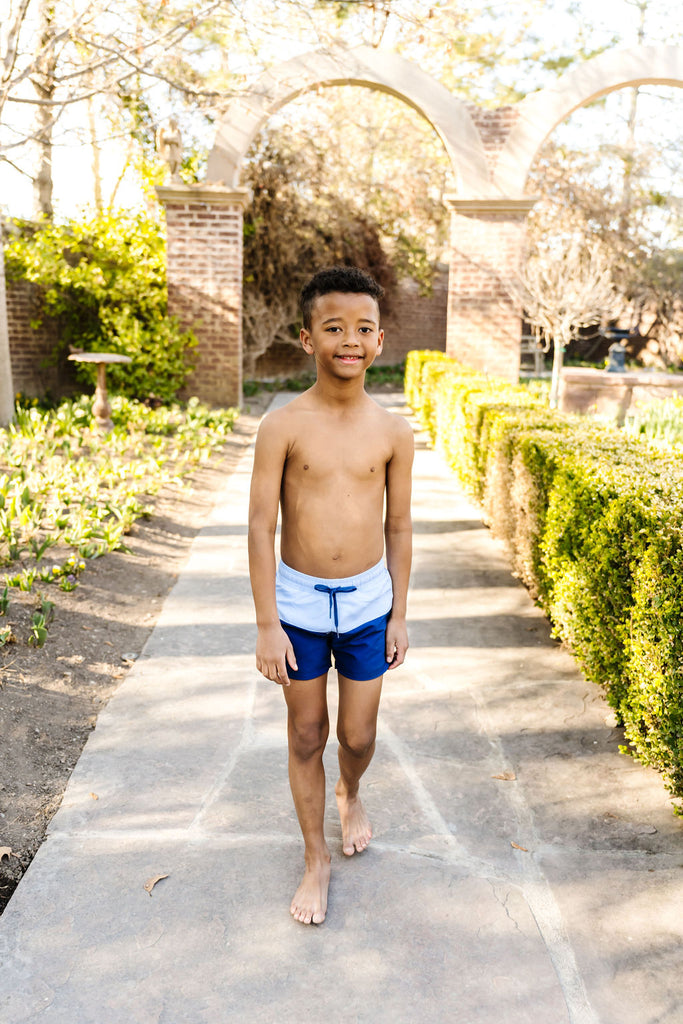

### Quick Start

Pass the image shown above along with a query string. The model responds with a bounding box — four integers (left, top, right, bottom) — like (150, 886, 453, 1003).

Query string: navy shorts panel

(281, 613, 390, 682)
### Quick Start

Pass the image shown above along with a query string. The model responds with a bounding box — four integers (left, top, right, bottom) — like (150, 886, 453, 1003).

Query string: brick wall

(6, 279, 76, 398)
(446, 201, 533, 381)
(159, 186, 247, 408)
(467, 105, 520, 176)
(378, 266, 448, 365)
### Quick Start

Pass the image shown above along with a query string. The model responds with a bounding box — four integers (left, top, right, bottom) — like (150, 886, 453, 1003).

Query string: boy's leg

(283, 673, 331, 924)
(335, 673, 383, 856)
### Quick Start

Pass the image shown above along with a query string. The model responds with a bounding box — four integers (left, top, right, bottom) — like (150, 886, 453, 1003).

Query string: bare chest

(286, 433, 391, 487)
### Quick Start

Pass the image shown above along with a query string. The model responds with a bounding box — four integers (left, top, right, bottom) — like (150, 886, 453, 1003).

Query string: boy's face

(300, 291, 384, 378)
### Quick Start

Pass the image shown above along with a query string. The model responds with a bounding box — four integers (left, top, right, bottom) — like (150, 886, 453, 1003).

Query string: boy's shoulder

(254, 391, 313, 444)
(257, 390, 413, 448)
(258, 391, 312, 427)
(368, 397, 415, 443)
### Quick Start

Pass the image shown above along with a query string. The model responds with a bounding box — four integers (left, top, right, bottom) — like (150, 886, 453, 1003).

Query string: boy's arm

(248, 414, 298, 686)
(384, 416, 414, 670)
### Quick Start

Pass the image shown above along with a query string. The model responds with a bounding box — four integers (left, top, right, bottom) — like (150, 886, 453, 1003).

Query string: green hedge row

(405, 350, 683, 809)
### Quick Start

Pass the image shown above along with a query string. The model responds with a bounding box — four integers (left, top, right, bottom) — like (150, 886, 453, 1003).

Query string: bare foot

(335, 781, 372, 856)
(290, 852, 331, 925)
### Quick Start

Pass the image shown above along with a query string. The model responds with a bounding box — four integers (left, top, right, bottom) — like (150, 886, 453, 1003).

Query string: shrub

(4, 212, 196, 403)
(405, 351, 683, 809)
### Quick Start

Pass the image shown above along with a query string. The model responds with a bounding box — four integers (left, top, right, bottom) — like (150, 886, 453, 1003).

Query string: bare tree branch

(510, 237, 621, 407)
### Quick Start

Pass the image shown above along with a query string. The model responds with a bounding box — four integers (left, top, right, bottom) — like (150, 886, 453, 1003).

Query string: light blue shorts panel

(276, 559, 393, 635)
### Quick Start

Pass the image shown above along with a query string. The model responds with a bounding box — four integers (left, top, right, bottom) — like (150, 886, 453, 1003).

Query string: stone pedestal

(559, 367, 683, 424)
(156, 185, 249, 408)
(444, 197, 536, 382)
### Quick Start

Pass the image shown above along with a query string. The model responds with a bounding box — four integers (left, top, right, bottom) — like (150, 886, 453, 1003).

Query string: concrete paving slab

(1, 393, 682, 1024)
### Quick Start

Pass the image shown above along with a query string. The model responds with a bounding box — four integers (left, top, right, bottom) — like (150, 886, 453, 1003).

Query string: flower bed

(0, 395, 236, 647)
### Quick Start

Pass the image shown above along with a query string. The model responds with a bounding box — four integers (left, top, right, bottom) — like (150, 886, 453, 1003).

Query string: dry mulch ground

(0, 401, 268, 915)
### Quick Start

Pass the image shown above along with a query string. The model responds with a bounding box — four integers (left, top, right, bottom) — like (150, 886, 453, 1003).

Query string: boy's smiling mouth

(336, 354, 363, 363)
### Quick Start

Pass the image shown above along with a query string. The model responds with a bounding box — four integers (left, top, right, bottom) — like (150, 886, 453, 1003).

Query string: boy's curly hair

(299, 266, 384, 330)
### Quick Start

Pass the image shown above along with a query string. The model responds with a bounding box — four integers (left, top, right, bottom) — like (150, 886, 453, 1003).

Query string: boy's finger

(286, 644, 298, 672)
(386, 640, 407, 669)
(274, 665, 290, 686)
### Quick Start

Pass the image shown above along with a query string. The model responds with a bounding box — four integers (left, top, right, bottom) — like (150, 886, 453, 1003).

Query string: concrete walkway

(0, 394, 682, 1024)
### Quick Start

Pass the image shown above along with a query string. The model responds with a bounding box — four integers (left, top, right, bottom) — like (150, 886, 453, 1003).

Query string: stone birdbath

(67, 352, 132, 432)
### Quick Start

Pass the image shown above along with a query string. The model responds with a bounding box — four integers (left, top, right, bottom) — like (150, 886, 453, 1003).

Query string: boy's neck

(310, 374, 369, 407)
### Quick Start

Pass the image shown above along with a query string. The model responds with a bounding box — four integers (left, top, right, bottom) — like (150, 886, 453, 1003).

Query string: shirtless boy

(248, 265, 413, 925)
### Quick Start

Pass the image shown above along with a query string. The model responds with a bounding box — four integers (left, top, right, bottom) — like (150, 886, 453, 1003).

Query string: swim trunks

(276, 560, 393, 681)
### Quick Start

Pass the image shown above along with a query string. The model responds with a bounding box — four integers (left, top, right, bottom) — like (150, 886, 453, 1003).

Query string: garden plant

(0, 394, 236, 648)
(406, 349, 683, 812)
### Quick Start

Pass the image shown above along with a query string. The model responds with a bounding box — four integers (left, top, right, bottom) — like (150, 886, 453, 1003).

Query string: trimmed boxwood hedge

(405, 349, 683, 809)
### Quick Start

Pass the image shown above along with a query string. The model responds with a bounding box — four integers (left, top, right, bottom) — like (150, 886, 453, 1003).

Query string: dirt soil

(0, 400, 269, 915)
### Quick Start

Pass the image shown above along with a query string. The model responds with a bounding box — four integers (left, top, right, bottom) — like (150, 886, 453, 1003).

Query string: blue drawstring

(314, 584, 357, 634)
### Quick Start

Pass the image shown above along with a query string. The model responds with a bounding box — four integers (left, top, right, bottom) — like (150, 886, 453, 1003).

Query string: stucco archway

(495, 44, 683, 196)
(206, 45, 492, 196)
(157, 43, 683, 406)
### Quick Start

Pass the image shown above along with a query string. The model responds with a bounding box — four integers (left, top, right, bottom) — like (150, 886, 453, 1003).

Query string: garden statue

(156, 117, 183, 183)
(607, 338, 627, 373)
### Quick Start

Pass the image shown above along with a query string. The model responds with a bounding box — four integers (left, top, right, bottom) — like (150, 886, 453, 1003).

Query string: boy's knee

(337, 726, 376, 761)
(289, 717, 329, 759)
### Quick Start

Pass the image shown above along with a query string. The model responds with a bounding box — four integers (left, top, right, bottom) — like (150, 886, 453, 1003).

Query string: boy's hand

(385, 614, 409, 670)
(255, 623, 298, 686)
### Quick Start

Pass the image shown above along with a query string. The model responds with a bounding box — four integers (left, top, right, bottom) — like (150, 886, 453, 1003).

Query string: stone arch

(494, 44, 683, 196)
(158, 43, 683, 407)
(206, 44, 493, 195)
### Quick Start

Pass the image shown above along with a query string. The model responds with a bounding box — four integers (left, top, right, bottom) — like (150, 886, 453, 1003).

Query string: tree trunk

(0, 221, 15, 427)
(549, 337, 565, 409)
(86, 77, 104, 211)
(32, 1, 57, 220)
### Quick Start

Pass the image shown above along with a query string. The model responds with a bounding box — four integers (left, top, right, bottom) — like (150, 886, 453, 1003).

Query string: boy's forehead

(311, 290, 380, 322)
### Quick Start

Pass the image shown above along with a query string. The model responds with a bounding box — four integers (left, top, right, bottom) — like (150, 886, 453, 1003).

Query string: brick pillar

(156, 185, 249, 407)
(445, 197, 536, 382)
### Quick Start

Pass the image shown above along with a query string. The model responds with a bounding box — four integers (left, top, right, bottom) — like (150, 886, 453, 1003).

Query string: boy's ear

(300, 327, 314, 354)
(376, 328, 384, 356)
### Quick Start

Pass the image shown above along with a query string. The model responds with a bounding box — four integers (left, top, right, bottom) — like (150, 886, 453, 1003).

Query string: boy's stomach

(280, 490, 386, 578)
(280, 526, 385, 580)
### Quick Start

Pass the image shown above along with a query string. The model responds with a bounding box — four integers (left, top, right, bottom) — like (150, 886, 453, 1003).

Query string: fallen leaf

(510, 841, 529, 852)
(492, 771, 516, 781)
(90, 793, 99, 800)
(81, 625, 92, 631)
(0, 846, 13, 860)
(144, 873, 169, 896)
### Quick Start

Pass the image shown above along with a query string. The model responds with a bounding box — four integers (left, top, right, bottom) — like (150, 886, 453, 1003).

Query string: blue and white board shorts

(276, 559, 393, 681)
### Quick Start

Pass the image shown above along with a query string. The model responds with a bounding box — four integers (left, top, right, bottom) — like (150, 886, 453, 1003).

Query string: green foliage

(29, 599, 54, 648)
(0, 394, 236, 645)
(4, 212, 197, 402)
(405, 351, 683, 809)
(242, 137, 398, 309)
(625, 395, 683, 447)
